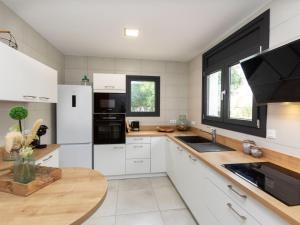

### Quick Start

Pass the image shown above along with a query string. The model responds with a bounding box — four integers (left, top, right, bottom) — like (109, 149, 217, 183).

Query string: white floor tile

(116, 212, 164, 225)
(108, 180, 119, 192)
(150, 176, 172, 188)
(117, 189, 159, 215)
(96, 190, 118, 217)
(161, 209, 198, 225)
(118, 178, 152, 191)
(153, 186, 186, 210)
(83, 216, 116, 225)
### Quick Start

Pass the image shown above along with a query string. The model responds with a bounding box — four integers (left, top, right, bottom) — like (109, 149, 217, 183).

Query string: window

(229, 64, 253, 121)
(126, 75, 160, 117)
(206, 70, 222, 117)
(202, 10, 269, 137)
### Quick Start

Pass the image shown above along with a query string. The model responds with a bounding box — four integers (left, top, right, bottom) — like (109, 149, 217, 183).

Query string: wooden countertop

(0, 168, 107, 225)
(0, 144, 60, 171)
(127, 130, 300, 225)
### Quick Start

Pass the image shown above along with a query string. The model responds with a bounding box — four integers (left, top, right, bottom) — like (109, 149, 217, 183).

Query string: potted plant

(9, 106, 28, 132)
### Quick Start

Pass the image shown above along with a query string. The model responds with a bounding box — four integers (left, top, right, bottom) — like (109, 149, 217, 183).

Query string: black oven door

(93, 114, 126, 144)
(94, 93, 126, 113)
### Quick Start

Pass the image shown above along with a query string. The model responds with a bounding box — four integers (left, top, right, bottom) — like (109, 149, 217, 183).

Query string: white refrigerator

(57, 85, 92, 168)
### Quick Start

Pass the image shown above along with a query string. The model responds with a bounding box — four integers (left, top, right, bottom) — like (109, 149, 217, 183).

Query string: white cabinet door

(126, 137, 151, 144)
(126, 144, 150, 159)
(93, 73, 126, 93)
(184, 154, 220, 225)
(36, 149, 59, 167)
(59, 144, 92, 169)
(166, 139, 177, 183)
(94, 144, 125, 176)
(203, 178, 261, 225)
(150, 137, 166, 173)
(0, 41, 57, 103)
(126, 159, 150, 174)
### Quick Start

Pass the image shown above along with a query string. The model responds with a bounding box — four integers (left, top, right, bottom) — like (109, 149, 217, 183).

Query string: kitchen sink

(175, 136, 235, 153)
(175, 136, 210, 143)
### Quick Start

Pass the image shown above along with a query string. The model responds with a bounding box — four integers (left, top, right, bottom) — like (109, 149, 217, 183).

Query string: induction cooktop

(223, 162, 300, 206)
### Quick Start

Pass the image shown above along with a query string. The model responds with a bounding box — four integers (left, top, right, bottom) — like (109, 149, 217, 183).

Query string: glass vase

(13, 156, 36, 184)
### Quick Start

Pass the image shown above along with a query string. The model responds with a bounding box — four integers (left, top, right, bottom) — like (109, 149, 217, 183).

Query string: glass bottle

(13, 156, 36, 184)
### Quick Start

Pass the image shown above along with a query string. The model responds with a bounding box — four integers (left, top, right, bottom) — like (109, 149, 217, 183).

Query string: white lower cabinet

(94, 144, 125, 176)
(126, 159, 150, 174)
(35, 149, 59, 167)
(165, 138, 290, 225)
(150, 137, 166, 173)
(204, 177, 260, 225)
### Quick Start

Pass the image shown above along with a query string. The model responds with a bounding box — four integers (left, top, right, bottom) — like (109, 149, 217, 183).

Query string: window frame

(126, 75, 160, 117)
(202, 10, 269, 137)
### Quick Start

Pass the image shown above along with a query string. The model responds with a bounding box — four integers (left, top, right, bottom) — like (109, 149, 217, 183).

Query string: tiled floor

(83, 176, 198, 225)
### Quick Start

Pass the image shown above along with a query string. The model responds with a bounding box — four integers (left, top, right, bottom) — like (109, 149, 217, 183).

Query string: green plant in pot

(9, 106, 28, 132)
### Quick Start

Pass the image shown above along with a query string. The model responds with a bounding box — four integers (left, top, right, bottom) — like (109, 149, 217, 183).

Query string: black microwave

(94, 93, 126, 113)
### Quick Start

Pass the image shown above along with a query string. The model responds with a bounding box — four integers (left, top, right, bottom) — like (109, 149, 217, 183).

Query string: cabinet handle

(42, 155, 53, 162)
(113, 146, 124, 149)
(188, 155, 197, 162)
(23, 95, 37, 99)
(133, 160, 144, 163)
(227, 185, 247, 199)
(226, 203, 247, 221)
(133, 138, 143, 141)
(176, 146, 183, 152)
(134, 145, 144, 149)
(104, 85, 115, 89)
(39, 97, 50, 100)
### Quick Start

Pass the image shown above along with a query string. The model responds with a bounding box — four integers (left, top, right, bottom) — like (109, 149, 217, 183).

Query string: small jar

(2, 149, 19, 161)
(176, 115, 190, 131)
(13, 156, 36, 184)
(242, 140, 256, 155)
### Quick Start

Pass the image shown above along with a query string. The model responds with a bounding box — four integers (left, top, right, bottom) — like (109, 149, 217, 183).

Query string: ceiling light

(124, 28, 139, 37)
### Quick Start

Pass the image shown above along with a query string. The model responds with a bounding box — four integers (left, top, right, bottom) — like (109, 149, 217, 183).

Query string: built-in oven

(94, 93, 126, 113)
(93, 113, 126, 144)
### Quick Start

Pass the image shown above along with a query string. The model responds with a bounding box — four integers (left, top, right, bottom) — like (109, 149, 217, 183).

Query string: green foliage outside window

(131, 81, 155, 112)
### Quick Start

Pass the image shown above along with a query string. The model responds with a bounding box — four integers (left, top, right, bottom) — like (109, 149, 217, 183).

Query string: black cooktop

(223, 162, 300, 206)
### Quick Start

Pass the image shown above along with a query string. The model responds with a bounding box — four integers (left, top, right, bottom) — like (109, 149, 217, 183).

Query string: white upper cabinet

(0, 42, 57, 103)
(93, 73, 126, 93)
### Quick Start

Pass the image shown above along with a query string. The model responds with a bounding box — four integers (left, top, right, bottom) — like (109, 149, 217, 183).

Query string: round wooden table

(0, 168, 108, 225)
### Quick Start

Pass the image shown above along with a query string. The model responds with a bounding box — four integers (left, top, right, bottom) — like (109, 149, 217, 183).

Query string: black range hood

(240, 39, 300, 104)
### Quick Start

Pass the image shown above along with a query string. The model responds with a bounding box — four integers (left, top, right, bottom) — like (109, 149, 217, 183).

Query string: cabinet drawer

(36, 150, 59, 167)
(204, 178, 261, 225)
(126, 159, 150, 174)
(126, 137, 151, 144)
(126, 144, 150, 159)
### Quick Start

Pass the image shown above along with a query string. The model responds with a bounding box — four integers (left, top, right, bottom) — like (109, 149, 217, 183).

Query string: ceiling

(2, 0, 271, 61)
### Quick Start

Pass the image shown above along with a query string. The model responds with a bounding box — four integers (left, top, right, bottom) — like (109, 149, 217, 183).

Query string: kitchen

(0, 0, 300, 225)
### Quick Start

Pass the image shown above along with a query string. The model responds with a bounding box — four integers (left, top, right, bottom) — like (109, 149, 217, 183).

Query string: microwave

(94, 93, 126, 113)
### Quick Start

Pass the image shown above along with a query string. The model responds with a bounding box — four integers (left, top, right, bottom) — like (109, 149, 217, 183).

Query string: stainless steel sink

(175, 136, 210, 143)
(187, 142, 234, 152)
(176, 136, 235, 153)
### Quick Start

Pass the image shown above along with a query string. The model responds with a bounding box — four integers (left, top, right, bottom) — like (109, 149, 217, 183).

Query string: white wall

(188, 0, 300, 157)
(64, 56, 189, 125)
(0, 2, 64, 145)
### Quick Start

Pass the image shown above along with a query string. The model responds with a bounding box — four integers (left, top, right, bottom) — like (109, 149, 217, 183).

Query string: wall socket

(169, 119, 177, 124)
(267, 129, 277, 139)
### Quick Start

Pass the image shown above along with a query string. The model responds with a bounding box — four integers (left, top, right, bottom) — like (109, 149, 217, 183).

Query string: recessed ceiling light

(124, 28, 139, 37)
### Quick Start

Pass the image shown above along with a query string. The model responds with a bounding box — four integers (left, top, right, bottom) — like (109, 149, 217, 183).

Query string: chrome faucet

(211, 128, 217, 144)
